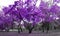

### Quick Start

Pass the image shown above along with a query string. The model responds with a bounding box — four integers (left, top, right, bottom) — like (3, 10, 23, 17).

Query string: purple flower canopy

(1, 0, 60, 24)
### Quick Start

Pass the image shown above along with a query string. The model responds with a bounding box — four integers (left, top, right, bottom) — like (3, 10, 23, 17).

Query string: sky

(0, 0, 18, 11)
(0, 0, 49, 11)
(0, 0, 60, 11)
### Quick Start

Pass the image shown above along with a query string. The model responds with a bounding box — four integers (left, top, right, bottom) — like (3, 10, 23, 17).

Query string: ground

(0, 30, 60, 36)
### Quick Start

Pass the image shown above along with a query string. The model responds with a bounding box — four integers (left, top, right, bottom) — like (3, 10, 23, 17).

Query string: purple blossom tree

(1, 0, 60, 33)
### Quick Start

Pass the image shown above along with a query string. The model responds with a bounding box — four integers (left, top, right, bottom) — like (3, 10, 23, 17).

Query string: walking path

(0, 30, 60, 36)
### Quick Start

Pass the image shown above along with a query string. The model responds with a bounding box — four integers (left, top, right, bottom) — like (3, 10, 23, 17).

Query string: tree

(2, 0, 60, 33)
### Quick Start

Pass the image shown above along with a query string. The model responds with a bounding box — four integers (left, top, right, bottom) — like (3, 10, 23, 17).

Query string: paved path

(0, 30, 60, 36)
